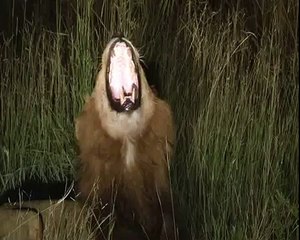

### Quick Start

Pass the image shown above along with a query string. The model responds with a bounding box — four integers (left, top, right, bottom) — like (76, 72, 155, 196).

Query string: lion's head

(93, 36, 155, 139)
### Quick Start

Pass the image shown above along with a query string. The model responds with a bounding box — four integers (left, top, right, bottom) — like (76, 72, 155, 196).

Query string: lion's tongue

(109, 42, 138, 101)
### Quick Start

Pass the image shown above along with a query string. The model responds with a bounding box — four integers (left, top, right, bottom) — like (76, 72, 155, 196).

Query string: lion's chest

(122, 138, 136, 170)
(101, 134, 159, 193)
(97, 136, 159, 211)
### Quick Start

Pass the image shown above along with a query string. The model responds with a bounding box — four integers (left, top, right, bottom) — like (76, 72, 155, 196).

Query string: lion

(0, 199, 88, 240)
(0, 181, 89, 239)
(75, 36, 177, 240)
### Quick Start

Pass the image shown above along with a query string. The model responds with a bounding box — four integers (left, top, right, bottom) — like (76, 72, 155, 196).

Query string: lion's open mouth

(106, 38, 141, 112)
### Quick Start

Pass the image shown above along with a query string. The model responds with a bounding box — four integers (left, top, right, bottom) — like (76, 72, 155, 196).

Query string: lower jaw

(121, 99, 135, 112)
(108, 97, 140, 113)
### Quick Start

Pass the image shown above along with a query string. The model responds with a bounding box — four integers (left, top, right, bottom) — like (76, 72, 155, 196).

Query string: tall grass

(0, 0, 298, 239)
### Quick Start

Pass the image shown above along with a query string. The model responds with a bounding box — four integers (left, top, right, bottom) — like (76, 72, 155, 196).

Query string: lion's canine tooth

(131, 86, 136, 103)
(120, 87, 125, 105)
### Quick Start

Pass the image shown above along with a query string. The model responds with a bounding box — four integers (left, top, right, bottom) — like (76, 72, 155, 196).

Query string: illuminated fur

(75, 37, 176, 240)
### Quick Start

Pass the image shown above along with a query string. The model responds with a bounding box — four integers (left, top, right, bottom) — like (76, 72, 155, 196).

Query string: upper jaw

(105, 37, 141, 113)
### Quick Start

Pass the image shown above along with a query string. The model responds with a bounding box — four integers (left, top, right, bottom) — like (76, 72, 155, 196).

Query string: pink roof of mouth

(108, 42, 138, 99)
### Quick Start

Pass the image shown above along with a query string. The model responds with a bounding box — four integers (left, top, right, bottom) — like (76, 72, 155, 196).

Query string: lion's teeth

(120, 88, 125, 105)
(111, 49, 116, 57)
(131, 86, 135, 103)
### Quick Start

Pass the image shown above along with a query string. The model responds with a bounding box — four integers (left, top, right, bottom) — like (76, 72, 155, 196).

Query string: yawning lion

(75, 36, 177, 240)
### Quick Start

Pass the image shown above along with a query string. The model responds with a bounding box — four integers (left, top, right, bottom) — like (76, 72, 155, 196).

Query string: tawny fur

(75, 38, 176, 240)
